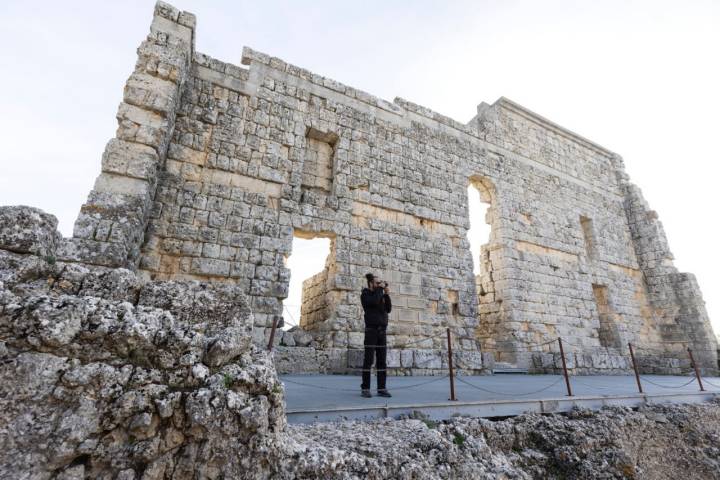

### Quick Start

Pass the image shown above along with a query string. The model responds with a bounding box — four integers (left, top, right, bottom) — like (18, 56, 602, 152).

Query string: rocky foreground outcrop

(1, 205, 720, 479)
(0, 207, 291, 479)
(291, 402, 720, 479)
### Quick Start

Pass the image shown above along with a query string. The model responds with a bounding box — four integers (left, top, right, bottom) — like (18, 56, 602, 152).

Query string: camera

(378, 280, 389, 288)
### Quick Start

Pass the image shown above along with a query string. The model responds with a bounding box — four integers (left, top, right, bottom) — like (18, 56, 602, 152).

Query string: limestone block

(414, 350, 442, 369)
(0, 206, 60, 257)
(556, 352, 576, 369)
(455, 350, 483, 370)
(400, 349, 414, 367)
(292, 329, 314, 347)
(190, 258, 230, 276)
(101, 139, 160, 181)
(397, 308, 419, 322)
(272, 346, 318, 374)
(348, 348, 364, 368)
(386, 349, 401, 368)
(124, 73, 179, 116)
(280, 330, 295, 347)
(57, 238, 129, 268)
(319, 348, 347, 371)
(406, 297, 427, 309)
(532, 352, 555, 369)
(481, 352, 495, 371)
(93, 173, 152, 197)
(348, 331, 364, 349)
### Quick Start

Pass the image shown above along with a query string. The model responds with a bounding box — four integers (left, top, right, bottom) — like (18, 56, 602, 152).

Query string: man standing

(360, 273, 392, 398)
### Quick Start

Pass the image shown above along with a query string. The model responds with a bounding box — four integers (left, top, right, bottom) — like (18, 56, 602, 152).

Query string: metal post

(447, 328, 457, 401)
(688, 347, 705, 391)
(558, 337, 573, 396)
(267, 316, 278, 352)
(628, 343, 643, 394)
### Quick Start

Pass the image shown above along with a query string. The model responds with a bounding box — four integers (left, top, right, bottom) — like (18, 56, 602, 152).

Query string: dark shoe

(361, 389, 372, 398)
(377, 389, 392, 398)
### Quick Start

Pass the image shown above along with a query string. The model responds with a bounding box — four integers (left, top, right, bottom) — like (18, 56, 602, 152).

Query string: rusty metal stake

(267, 316, 279, 352)
(558, 337, 573, 396)
(447, 327, 457, 401)
(688, 347, 705, 391)
(628, 343, 643, 394)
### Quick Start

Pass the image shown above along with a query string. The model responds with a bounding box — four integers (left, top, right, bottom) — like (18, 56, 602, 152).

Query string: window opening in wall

(467, 176, 502, 352)
(592, 284, 621, 348)
(302, 128, 338, 194)
(282, 233, 332, 331)
(466, 181, 492, 277)
(580, 215, 596, 258)
(448, 289, 460, 316)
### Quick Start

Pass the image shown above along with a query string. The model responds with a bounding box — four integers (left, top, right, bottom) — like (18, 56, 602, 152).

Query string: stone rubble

(290, 401, 720, 479)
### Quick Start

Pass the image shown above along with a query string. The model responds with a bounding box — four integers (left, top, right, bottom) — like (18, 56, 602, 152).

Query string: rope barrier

(570, 377, 634, 390)
(282, 305, 299, 327)
(638, 375, 698, 389)
(631, 344, 717, 352)
(385, 375, 450, 390)
(280, 375, 450, 392)
(451, 359, 484, 372)
(340, 331, 448, 350)
(280, 377, 361, 392)
(273, 307, 717, 400)
(563, 349, 623, 357)
(449, 332, 559, 350)
(340, 352, 450, 371)
(633, 347, 719, 354)
(700, 377, 720, 389)
(456, 375, 565, 396)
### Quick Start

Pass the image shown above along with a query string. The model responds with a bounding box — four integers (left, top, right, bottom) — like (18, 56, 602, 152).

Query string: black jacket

(361, 287, 392, 328)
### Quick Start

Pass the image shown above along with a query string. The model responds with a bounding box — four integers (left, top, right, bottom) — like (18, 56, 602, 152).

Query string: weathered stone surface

(273, 346, 318, 374)
(0, 206, 60, 257)
(290, 402, 720, 479)
(0, 227, 285, 480)
(292, 327, 314, 347)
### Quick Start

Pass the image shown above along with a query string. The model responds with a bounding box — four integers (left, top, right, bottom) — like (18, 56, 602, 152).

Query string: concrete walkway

(280, 373, 720, 424)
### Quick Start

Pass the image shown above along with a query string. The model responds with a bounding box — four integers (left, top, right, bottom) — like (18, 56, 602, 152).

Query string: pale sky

(1, 1, 717, 334)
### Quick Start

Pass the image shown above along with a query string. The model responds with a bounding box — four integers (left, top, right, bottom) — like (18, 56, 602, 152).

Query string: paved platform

(280, 373, 720, 424)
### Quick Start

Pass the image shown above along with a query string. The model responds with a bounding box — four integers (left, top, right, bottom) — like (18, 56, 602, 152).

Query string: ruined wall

(469, 99, 668, 367)
(64, 1, 716, 374)
(60, 3, 196, 270)
(300, 269, 329, 331)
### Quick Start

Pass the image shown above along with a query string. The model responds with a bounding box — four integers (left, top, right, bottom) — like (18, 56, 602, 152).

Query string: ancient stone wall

(59, 1, 716, 374)
(58, 4, 195, 271)
(300, 269, 329, 331)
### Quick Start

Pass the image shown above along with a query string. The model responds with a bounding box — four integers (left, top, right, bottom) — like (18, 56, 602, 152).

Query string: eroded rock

(0, 218, 286, 479)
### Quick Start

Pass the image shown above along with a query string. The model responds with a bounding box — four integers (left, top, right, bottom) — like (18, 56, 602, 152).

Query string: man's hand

(383, 285, 390, 294)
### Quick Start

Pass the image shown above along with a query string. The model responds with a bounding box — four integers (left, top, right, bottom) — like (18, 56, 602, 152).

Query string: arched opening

(466, 182, 492, 277)
(466, 176, 503, 354)
(282, 232, 333, 331)
(467, 176, 495, 291)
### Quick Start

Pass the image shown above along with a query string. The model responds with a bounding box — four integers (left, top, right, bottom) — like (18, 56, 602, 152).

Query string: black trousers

(361, 326, 387, 390)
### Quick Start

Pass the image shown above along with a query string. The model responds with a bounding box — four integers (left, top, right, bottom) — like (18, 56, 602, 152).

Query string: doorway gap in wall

(466, 184, 492, 278)
(283, 233, 332, 331)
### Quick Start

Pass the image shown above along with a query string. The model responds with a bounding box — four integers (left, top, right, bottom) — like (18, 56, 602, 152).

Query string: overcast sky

(1, 0, 717, 333)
